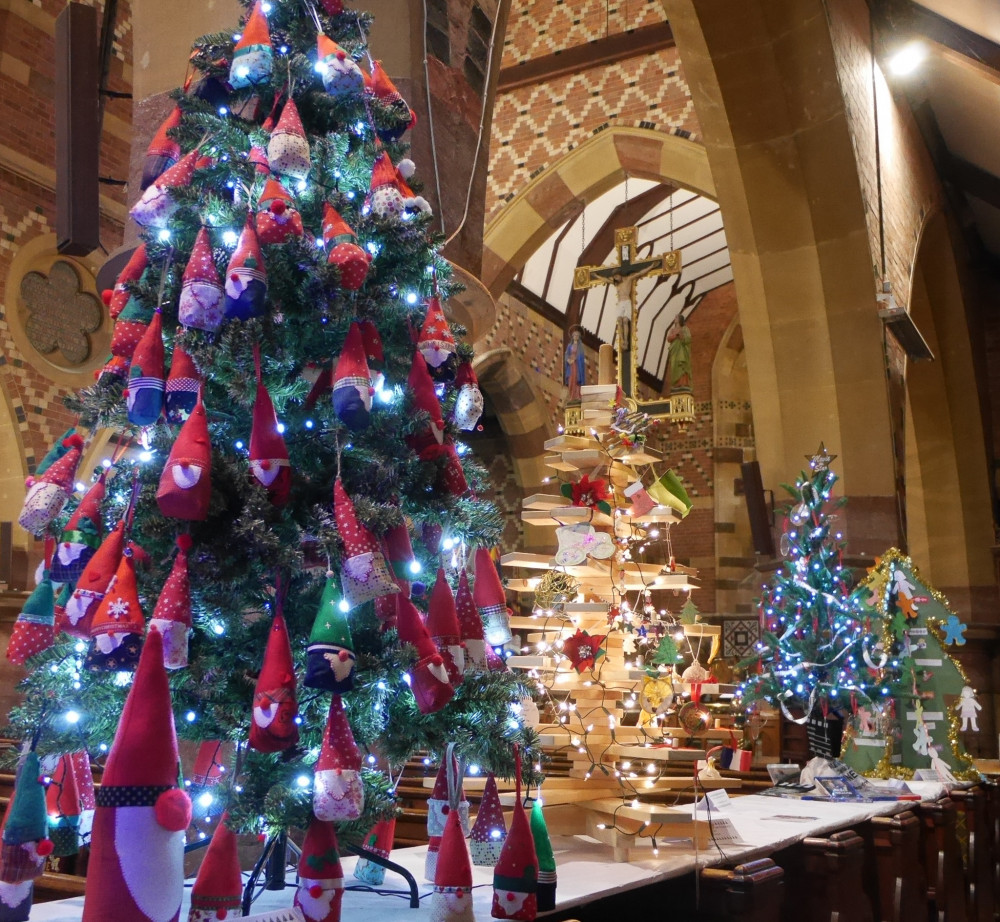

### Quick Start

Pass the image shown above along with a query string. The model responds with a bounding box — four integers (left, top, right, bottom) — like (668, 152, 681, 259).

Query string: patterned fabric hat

(165, 344, 201, 425)
(229, 0, 272, 88)
(267, 98, 310, 180)
(130, 149, 198, 228)
(456, 570, 486, 669)
(333, 322, 373, 431)
(142, 106, 182, 189)
(126, 309, 165, 428)
(188, 817, 242, 921)
(426, 568, 463, 686)
(474, 548, 512, 647)
(470, 773, 506, 867)
(149, 534, 192, 670)
(179, 227, 224, 333)
(418, 297, 456, 369)
(333, 478, 397, 608)
(313, 695, 364, 822)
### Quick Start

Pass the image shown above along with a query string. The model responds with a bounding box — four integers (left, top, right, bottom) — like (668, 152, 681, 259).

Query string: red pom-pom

(270, 200, 286, 215)
(36, 838, 54, 858)
(430, 654, 443, 666)
(176, 533, 194, 552)
(456, 888, 464, 899)
(62, 434, 84, 451)
(230, 272, 240, 283)
(122, 388, 130, 398)
(506, 892, 515, 902)
(154, 788, 192, 832)
(338, 649, 350, 661)
(260, 460, 272, 471)
(257, 832, 267, 842)
(101, 289, 113, 306)
(336, 50, 346, 61)
(442, 804, 450, 815)
(309, 884, 323, 898)
(216, 910, 228, 920)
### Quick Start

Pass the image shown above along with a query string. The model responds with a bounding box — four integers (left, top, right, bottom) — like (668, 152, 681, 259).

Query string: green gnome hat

(3, 752, 50, 845)
(530, 797, 557, 912)
(34, 427, 78, 476)
(303, 573, 357, 693)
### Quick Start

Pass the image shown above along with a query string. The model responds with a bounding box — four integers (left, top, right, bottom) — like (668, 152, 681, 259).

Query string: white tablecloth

(28, 782, 949, 921)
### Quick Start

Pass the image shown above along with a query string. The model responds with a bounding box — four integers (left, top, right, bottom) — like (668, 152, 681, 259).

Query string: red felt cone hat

(456, 569, 485, 653)
(190, 817, 242, 916)
(435, 809, 473, 890)
(273, 97, 305, 139)
(359, 320, 384, 366)
(408, 351, 445, 436)
(369, 151, 399, 192)
(157, 391, 212, 521)
(473, 548, 506, 612)
(334, 323, 372, 390)
(297, 816, 343, 880)
(333, 478, 379, 557)
(322, 203, 356, 245)
(395, 593, 438, 661)
(316, 694, 361, 773)
(46, 754, 82, 822)
(90, 550, 145, 638)
(249, 611, 299, 753)
(37, 434, 84, 491)
(427, 568, 460, 642)
(234, 0, 271, 50)
(259, 176, 293, 210)
(108, 245, 148, 319)
(153, 148, 198, 191)
(418, 296, 456, 369)
(151, 534, 191, 628)
(249, 370, 291, 506)
(62, 473, 105, 536)
(226, 221, 266, 281)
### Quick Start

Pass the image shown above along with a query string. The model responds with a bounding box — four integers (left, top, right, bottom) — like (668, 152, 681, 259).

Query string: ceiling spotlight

(887, 41, 926, 77)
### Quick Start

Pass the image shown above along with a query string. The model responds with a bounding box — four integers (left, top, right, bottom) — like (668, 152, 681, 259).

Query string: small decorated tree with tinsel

(739, 445, 891, 758)
(4, 0, 530, 915)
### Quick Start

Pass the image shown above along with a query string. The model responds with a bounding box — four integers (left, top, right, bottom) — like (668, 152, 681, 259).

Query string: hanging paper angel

(955, 686, 981, 732)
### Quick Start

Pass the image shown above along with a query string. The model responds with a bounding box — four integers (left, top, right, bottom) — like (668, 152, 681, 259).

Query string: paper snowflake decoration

(107, 598, 130, 620)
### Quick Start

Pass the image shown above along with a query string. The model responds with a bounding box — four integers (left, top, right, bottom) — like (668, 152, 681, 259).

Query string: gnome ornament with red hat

(179, 227, 224, 333)
(229, 0, 272, 88)
(367, 151, 406, 220)
(359, 319, 385, 392)
(313, 695, 364, 822)
(426, 746, 470, 856)
(294, 817, 344, 922)
(453, 360, 484, 431)
(61, 518, 126, 638)
(187, 817, 242, 922)
(248, 143, 270, 174)
(141, 106, 182, 189)
(223, 221, 267, 321)
(0, 749, 54, 898)
(81, 627, 192, 922)
(51, 470, 106, 586)
(366, 60, 416, 143)
(126, 308, 165, 428)
(407, 352, 469, 498)
(256, 176, 303, 245)
(18, 433, 84, 535)
(431, 811, 475, 922)
(317, 34, 363, 98)
(165, 343, 202, 424)
(249, 350, 291, 506)
(45, 753, 83, 859)
(456, 570, 486, 669)
(305, 572, 356, 692)
(85, 547, 145, 672)
(267, 97, 310, 180)
(106, 244, 147, 319)
(470, 773, 506, 867)
(157, 391, 212, 521)
(110, 264, 155, 361)
(418, 296, 456, 375)
(6, 539, 56, 666)
(323, 205, 370, 291)
(427, 568, 464, 686)
(333, 322, 374, 431)
(396, 595, 454, 715)
(492, 747, 538, 921)
(374, 516, 414, 630)
(130, 148, 199, 227)
(474, 548, 512, 647)
(149, 535, 193, 670)
(354, 815, 396, 886)
(334, 478, 397, 608)
(249, 605, 300, 753)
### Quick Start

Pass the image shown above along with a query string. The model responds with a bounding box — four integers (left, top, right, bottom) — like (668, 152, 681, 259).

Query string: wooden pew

(800, 828, 874, 922)
(950, 786, 995, 922)
(917, 797, 968, 922)
(867, 809, 926, 922)
(700, 858, 784, 922)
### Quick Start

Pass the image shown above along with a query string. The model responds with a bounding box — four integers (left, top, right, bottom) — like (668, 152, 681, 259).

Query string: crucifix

(573, 226, 681, 399)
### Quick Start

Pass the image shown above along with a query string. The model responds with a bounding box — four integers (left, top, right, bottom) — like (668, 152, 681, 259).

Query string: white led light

(65, 710, 81, 724)
(222, 230, 239, 246)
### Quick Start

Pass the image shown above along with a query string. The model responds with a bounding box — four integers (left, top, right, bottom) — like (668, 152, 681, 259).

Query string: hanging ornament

(223, 220, 267, 321)
(249, 606, 300, 753)
(359, 320, 385, 392)
(256, 176, 303, 244)
(178, 227, 225, 334)
(452, 360, 483, 430)
(148, 534, 193, 670)
(7, 540, 56, 666)
(50, 472, 105, 587)
(104, 244, 148, 322)
(562, 474, 611, 515)
(304, 572, 356, 693)
(561, 628, 606, 673)
(141, 106, 182, 189)
(60, 519, 126, 638)
(125, 308, 165, 428)
(157, 391, 212, 521)
(249, 352, 291, 506)
(229, 0, 273, 88)
(267, 97, 310, 181)
(455, 569, 486, 669)
(334, 478, 398, 607)
(647, 469, 692, 517)
(130, 149, 198, 227)
(164, 343, 202, 425)
(473, 547, 512, 647)
(789, 502, 810, 526)
(18, 434, 84, 536)
(426, 568, 464, 687)
(553, 524, 615, 566)
(45, 753, 83, 859)
(313, 695, 364, 822)
(406, 352, 468, 497)
(365, 60, 416, 143)
(322, 205, 371, 290)
(395, 594, 454, 714)
(417, 296, 456, 371)
(317, 33, 364, 98)
(85, 548, 145, 673)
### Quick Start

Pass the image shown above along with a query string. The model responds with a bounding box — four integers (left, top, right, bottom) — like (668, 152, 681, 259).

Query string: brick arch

(662, 0, 899, 554)
(481, 127, 716, 298)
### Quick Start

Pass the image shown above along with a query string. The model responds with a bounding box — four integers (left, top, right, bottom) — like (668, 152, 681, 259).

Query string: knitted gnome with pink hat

(61, 519, 126, 638)
(267, 98, 310, 180)
(313, 695, 364, 822)
(229, 0, 272, 88)
(50, 470, 105, 586)
(474, 548, 512, 647)
(223, 221, 267, 321)
(333, 322, 374, 431)
(149, 534, 193, 670)
(179, 228, 224, 333)
(323, 205, 370, 291)
(353, 815, 396, 886)
(294, 817, 344, 922)
(81, 627, 193, 922)
(317, 33, 363, 98)
(249, 609, 299, 753)
(256, 176, 303, 245)
(126, 308, 165, 427)
(130, 148, 199, 227)
(187, 817, 242, 922)
(85, 547, 145, 673)
(141, 106, 182, 189)
(491, 750, 538, 921)
(452, 360, 484, 431)
(334, 478, 397, 608)
(18, 433, 84, 535)
(470, 773, 506, 867)
(456, 570, 487, 669)
(431, 809, 475, 922)
(427, 568, 464, 686)
(396, 594, 454, 715)
(165, 344, 202, 425)
(157, 391, 212, 521)
(249, 357, 291, 506)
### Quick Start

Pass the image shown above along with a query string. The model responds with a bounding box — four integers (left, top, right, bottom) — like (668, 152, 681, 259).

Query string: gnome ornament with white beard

(294, 817, 344, 922)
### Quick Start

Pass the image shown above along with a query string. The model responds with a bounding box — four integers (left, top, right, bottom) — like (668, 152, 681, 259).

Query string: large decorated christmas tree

(5, 0, 529, 911)
(739, 446, 891, 754)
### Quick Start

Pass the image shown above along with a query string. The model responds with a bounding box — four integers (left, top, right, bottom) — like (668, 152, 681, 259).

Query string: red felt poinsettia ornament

(562, 628, 607, 673)
(562, 474, 612, 515)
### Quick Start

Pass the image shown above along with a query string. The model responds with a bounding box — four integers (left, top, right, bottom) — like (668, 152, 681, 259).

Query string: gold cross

(573, 226, 681, 398)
